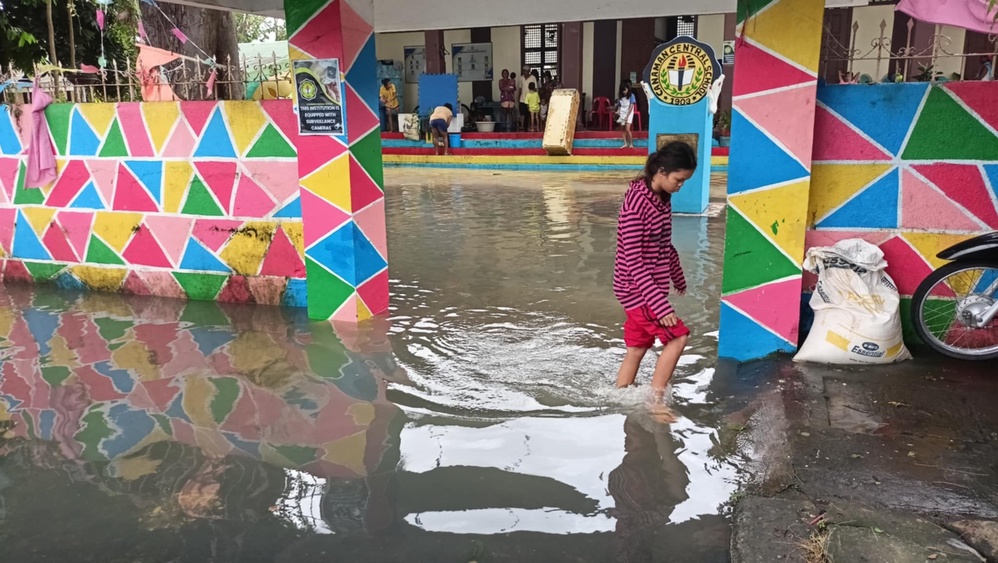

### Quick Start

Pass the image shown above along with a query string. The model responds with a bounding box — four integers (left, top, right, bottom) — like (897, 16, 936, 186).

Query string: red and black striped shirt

(613, 179, 686, 319)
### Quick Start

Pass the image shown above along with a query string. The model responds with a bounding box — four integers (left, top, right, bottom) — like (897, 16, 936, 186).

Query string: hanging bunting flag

(170, 28, 189, 44)
(96, 9, 105, 30)
(98, 56, 107, 69)
(95, 0, 113, 4)
(205, 69, 217, 97)
(140, 0, 158, 5)
(138, 21, 148, 42)
(79, 64, 100, 73)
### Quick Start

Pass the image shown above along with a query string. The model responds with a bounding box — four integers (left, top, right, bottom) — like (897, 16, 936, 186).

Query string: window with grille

(522, 24, 561, 79)
(676, 16, 696, 38)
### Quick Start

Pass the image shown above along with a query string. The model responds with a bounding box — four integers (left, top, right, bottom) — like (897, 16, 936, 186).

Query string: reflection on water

(0, 169, 741, 562)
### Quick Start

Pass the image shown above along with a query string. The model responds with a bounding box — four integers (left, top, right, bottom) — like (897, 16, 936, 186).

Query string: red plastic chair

(589, 97, 613, 131)
(632, 111, 643, 131)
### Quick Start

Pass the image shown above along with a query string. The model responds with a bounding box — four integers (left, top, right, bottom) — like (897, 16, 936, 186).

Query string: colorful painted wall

(718, 0, 824, 362)
(286, 0, 390, 322)
(806, 81, 998, 337)
(0, 100, 307, 307)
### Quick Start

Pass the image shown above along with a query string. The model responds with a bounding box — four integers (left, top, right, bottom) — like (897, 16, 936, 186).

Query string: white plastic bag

(400, 113, 420, 141)
(794, 239, 912, 365)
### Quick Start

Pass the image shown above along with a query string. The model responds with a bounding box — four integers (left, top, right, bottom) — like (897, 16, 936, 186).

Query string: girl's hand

(658, 313, 679, 328)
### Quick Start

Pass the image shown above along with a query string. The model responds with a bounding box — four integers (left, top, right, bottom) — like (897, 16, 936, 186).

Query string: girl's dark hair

(638, 141, 698, 191)
(382, 78, 391, 86)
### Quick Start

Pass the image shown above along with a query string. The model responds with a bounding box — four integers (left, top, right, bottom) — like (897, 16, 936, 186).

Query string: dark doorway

(819, 7, 853, 83)
(964, 31, 996, 81)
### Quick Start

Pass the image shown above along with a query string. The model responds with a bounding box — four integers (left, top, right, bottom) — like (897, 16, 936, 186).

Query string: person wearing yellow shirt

(525, 83, 541, 132)
(379, 79, 400, 132)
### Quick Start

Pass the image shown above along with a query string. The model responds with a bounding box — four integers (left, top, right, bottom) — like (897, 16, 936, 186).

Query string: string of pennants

(86, 0, 219, 96)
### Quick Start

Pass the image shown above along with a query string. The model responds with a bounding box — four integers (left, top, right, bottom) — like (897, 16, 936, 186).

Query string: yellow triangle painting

(300, 154, 351, 211)
(142, 102, 180, 155)
(222, 101, 268, 156)
(808, 164, 893, 227)
(77, 103, 118, 137)
(22, 207, 56, 236)
(69, 266, 128, 293)
(903, 232, 975, 270)
(163, 161, 194, 213)
(93, 211, 143, 253)
(745, 0, 825, 73)
(729, 179, 811, 262)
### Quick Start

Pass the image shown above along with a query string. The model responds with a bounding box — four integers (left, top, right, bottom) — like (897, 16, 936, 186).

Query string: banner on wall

(294, 58, 346, 136)
(452, 43, 493, 82)
(722, 41, 735, 65)
(404, 46, 425, 84)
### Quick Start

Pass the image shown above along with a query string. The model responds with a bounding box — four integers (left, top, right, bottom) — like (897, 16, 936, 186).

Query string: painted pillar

(642, 37, 721, 215)
(717, 0, 824, 361)
(285, 0, 389, 321)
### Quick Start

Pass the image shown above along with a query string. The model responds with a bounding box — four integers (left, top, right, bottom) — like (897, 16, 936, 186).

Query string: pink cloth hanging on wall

(25, 81, 57, 189)
(896, 0, 996, 35)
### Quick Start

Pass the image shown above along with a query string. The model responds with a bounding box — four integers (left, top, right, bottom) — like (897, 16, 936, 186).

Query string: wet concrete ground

(0, 169, 995, 562)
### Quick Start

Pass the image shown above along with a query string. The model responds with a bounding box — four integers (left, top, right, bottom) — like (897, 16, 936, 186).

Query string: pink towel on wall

(25, 81, 57, 189)
(897, 0, 996, 35)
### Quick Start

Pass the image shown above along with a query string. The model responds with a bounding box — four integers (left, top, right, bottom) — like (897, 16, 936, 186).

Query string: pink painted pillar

(285, 0, 389, 321)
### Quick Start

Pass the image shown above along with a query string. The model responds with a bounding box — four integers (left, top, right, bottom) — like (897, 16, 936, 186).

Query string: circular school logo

(644, 38, 721, 106)
(299, 78, 318, 101)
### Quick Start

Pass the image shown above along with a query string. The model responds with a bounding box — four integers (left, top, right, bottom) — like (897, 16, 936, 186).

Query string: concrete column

(471, 28, 492, 100)
(425, 30, 446, 75)
(561, 22, 584, 92)
(717, 0, 824, 361)
(285, 0, 389, 321)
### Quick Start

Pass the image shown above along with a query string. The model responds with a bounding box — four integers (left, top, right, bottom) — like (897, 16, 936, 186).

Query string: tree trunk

(45, 0, 58, 64)
(67, 0, 76, 69)
(139, 4, 244, 100)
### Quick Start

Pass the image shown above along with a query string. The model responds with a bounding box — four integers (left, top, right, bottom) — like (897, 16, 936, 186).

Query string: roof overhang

(165, 0, 871, 33)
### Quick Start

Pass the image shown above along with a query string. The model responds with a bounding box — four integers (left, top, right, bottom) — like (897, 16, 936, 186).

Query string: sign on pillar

(285, 0, 390, 322)
(641, 37, 724, 215)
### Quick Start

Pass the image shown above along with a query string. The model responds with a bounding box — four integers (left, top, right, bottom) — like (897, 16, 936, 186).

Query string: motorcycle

(911, 231, 998, 360)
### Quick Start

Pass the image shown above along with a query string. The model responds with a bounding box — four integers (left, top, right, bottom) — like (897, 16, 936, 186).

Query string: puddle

(0, 169, 743, 562)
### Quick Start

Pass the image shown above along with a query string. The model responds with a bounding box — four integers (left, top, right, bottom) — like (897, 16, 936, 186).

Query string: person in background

(518, 67, 538, 132)
(429, 103, 454, 156)
(615, 84, 636, 149)
(526, 82, 542, 132)
(979, 56, 994, 81)
(379, 79, 400, 132)
(499, 69, 517, 132)
(540, 70, 559, 128)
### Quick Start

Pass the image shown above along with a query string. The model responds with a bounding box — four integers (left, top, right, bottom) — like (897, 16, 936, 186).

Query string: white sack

(794, 239, 912, 365)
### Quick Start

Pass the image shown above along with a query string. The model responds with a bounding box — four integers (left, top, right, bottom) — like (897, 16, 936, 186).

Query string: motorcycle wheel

(911, 261, 998, 360)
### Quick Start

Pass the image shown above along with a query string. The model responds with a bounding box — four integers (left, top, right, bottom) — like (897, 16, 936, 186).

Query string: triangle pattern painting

(818, 168, 900, 229)
(820, 83, 927, 157)
(731, 42, 817, 97)
(901, 169, 985, 231)
(728, 110, 809, 195)
(913, 163, 998, 227)
(180, 238, 231, 273)
(718, 301, 796, 362)
(812, 105, 891, 162)
(736, 84, 818, 168)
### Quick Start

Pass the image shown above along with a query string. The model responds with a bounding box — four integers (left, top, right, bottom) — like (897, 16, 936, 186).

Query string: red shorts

(623, 306, 691, 349)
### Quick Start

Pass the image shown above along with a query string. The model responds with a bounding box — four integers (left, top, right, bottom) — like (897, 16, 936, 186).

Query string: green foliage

(1, 0, 137, 74)
(233, 14, 288, 44)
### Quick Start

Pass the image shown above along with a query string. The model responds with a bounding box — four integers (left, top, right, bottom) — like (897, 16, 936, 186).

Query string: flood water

(0, 169, 745, 562)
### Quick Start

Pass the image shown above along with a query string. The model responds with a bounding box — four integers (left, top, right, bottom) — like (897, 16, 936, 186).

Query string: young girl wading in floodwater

(613, 142, 696, 420)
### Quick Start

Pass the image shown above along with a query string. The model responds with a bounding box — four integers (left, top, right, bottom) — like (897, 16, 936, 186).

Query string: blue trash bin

(448, 133, 462, 149)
